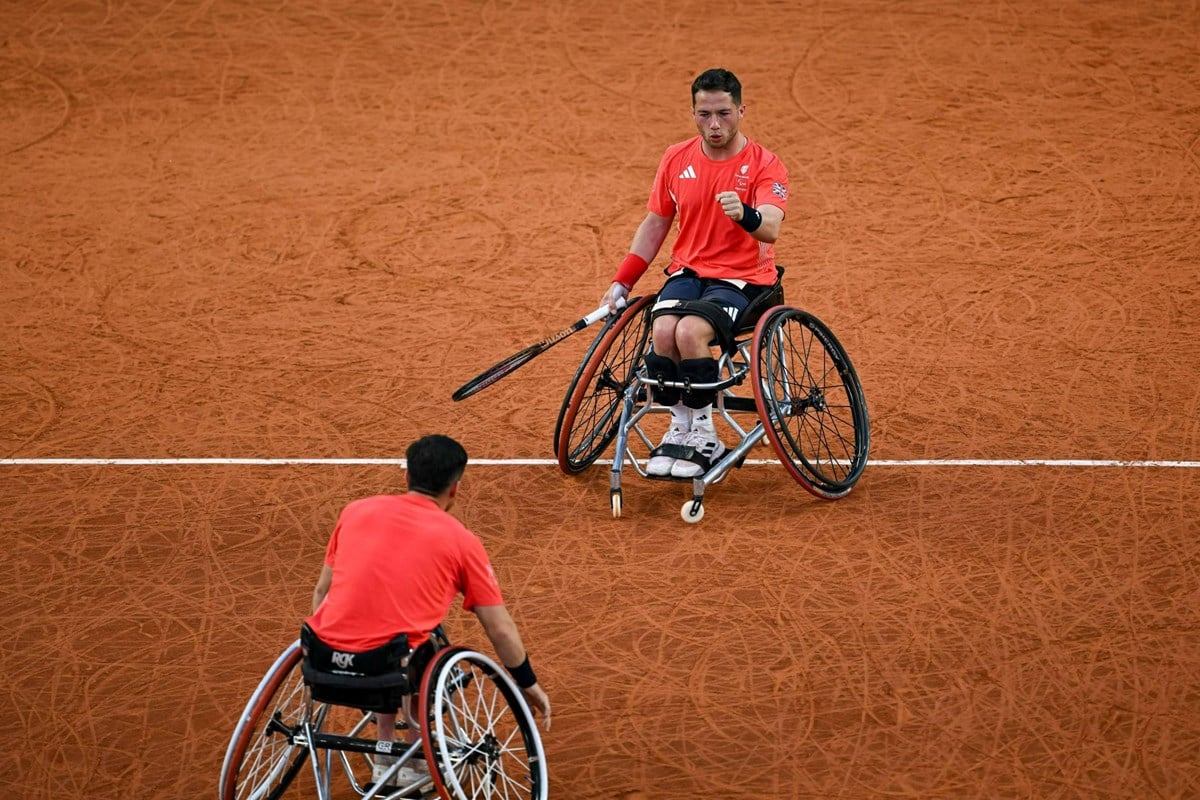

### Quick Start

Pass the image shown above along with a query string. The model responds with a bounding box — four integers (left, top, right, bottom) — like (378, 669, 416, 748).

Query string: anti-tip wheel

(611, 491, 623, 519)
(680, 499, 704, 523)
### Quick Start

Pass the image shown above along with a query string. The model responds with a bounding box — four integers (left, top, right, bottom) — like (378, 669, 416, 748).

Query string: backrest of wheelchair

(732, 265, 786, 336)
(300, 624, 414, 714)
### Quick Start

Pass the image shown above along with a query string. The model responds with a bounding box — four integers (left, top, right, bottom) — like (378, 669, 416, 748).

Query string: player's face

(692, 90, 744, 150)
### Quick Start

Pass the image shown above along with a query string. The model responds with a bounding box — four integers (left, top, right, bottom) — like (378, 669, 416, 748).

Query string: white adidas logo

(678, 165, 697, 179)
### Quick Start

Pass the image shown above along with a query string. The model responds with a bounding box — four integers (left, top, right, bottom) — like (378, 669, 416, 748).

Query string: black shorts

(652, 269, 775, 349)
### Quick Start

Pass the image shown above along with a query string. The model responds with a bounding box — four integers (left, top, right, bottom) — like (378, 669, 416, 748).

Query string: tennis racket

(452, 299, 627, 401)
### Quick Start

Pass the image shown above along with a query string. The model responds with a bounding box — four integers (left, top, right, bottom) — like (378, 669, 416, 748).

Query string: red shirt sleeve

(647, 146, 678, 218)
(459, 534, 505, 611)
(751, 152, 788, 215)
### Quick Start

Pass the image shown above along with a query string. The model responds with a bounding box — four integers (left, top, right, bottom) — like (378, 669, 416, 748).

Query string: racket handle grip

(584, 296, 626, 326)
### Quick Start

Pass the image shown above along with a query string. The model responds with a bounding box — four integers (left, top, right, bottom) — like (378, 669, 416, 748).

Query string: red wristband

(613, 253, 650, 289)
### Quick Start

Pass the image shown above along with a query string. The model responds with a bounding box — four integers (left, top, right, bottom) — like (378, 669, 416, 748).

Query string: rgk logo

(332, 651, 355, 669)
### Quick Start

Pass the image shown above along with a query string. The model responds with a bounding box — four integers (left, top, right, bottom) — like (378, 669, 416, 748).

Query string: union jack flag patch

(772, 182, 788, 200)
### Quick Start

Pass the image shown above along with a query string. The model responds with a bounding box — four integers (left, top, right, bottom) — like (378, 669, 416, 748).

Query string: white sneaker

(647, 425, 688, 476)
(372, 758, 430, 796)
(670, 427, 726, 478)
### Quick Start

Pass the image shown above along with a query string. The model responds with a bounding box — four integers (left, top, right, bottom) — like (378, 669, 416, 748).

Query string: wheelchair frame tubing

(608, 378, 641, 492)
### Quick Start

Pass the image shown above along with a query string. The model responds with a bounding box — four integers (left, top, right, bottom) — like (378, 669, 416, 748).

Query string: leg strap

(642, 351, 681, 406)
(649, 440, 722, 473)
(679, 357, 720, 409)
(652, 299, 737, 352)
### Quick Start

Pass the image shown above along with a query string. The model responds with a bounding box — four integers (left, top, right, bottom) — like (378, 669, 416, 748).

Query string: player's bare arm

(474, 604, 552, 730)
(311, 565, 333, 612)
(603, 210, 676, 311)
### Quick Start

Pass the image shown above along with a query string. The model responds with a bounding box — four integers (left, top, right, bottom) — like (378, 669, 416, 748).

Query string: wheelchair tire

(219, 640, 310, 800)
(419, 647, 548, 800)
(554, 294, 653, 474)
(751, 306, 870, 499)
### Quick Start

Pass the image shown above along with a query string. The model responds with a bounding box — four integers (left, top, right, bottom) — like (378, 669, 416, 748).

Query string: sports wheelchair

(553, 268, 870, 522)
(219, 627, 547, 800)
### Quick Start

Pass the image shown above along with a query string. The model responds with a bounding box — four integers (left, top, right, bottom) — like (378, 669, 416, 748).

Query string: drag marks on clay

(0, 66, 74, 156)
(801, 468, 1200, 797)
(784, 7, 1200, 467)
(3, 1, 1200, 799)
(0, 8, 81, 154)
(0, 464, 369, 798)
(0, 373, 59, 457)
(3, 464, 1200, 798)
(460, 465, 1200, 797)
(337, 194, 513, 282)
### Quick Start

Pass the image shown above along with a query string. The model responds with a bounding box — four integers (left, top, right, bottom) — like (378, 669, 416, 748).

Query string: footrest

(649, 442, 693, 460)
(642, 471, 703, 483)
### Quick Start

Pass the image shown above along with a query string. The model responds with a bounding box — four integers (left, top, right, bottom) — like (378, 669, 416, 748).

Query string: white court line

(0, 458, 1198, 467)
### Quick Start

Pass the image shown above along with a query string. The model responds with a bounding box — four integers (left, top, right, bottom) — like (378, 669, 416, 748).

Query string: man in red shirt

(601, 68, 789, 478)
(306, 434, 550, 792)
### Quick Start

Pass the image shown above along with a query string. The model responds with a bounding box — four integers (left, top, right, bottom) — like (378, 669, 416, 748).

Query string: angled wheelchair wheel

(419, 647, 548, 800)
(220, 640, 310, 800)
(751, 306, 870, 499)
(554, 294, 653, 474)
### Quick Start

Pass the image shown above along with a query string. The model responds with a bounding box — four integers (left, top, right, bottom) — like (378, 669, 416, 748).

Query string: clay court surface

(3, 2, 1199, 798)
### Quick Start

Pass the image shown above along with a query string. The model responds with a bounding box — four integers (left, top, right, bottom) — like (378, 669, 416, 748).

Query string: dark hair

(406, 434, 468, 495)
(691, 68, 742, 105)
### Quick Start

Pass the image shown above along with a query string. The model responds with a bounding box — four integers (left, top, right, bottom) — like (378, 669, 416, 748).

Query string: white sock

(669, 403, 692, 430)
(691, 406, 715, 432)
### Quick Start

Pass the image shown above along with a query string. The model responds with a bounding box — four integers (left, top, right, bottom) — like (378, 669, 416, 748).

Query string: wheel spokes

(760, 311, 864, 490)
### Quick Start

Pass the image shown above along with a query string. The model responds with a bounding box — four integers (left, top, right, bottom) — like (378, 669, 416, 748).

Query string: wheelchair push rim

(419, 647, 548, 800)
(554, 294, 653, 474)
(219, 640, 310, 800)
(751, 305, 870, 499)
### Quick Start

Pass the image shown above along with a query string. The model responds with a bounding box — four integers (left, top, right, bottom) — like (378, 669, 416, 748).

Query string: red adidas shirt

(648, 135, 789, 285)
(305, 493, 504, 651)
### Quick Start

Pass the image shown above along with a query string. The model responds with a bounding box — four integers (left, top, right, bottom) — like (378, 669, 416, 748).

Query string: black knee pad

(679, 357, 719, 409)
(642, 351, 681, 406)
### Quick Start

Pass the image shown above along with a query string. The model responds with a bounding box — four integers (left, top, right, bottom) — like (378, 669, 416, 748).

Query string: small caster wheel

(611, 490, 623, 519)
(681, 499, 704, 523)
